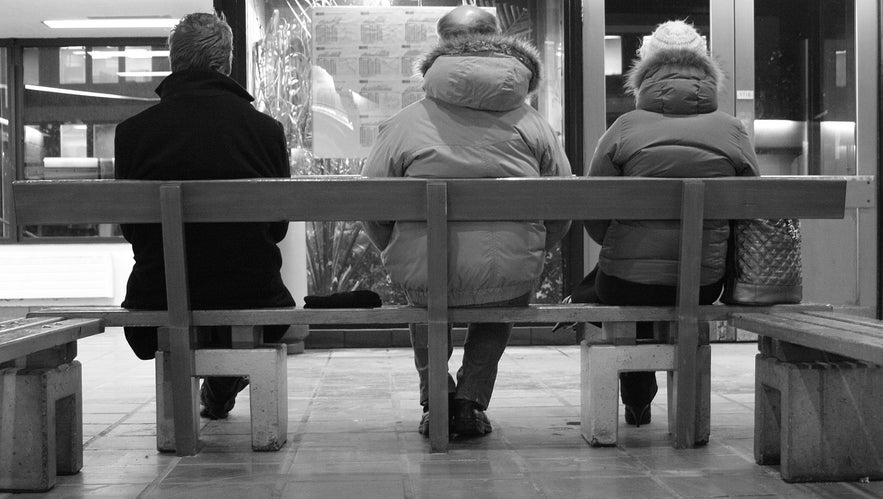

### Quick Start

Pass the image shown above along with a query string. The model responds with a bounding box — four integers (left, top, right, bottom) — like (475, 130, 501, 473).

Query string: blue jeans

(409, 293, 531, 411)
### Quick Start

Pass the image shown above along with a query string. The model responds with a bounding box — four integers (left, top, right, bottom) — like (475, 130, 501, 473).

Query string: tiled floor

(3, 330, 882, 498)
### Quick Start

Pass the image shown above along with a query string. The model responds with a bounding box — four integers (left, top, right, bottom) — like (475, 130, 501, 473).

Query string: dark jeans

(572, 265, 723, 407)
(410, 293, 531, 411)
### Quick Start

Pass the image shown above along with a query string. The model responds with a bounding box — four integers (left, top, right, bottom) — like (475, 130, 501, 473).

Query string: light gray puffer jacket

(361, 34, 572, 306)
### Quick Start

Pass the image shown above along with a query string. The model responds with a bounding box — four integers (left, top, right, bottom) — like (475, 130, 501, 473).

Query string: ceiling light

(43, 18, 177, 29)
(87, 50, 170, 59)
(118, 71, 171, 78)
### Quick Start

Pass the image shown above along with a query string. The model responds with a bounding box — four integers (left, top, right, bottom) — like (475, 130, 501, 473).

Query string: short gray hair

(436, 6, 499, 41)
(168, 13, 233, 74)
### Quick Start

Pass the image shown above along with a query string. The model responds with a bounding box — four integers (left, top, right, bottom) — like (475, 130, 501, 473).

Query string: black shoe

(624, 404, 651, 427)
(452, 400, 492, 437)
(418, 394, 456, 436)
(199, 377, 248, 420)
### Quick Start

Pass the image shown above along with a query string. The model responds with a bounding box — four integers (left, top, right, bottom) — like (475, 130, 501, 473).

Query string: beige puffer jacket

(361, 34, 572, 306)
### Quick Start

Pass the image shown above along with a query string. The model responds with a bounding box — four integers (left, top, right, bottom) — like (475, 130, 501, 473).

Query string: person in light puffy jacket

(578, 20, 759, 427)
(361, 5, 572, 438)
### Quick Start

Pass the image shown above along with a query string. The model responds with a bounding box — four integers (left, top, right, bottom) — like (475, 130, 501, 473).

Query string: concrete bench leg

(581, 343, 676, 446)
(196, 346, 288, 451)
(0, 362, 82, 492)
(755, 354, 883, 482)
(581, 343, 710, 447)
(157, 346, 288, 452)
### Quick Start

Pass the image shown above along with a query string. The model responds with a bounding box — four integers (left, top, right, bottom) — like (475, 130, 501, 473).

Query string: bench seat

(31, 302, 834, 449)
(733, 311, 883, 482)
(0, 317, 103, 492)
(31, 302, 833, 327)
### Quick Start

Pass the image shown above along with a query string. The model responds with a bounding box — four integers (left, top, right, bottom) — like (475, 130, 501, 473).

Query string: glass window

(249, 1, 568, 304)
(59, 46, 87, 84)
(90, 46, 121, 84)
(754, 0, 855, 175)
(22, 44, 168, 239)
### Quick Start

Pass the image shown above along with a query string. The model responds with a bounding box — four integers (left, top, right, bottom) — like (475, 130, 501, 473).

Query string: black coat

(115, 70, 295, 357)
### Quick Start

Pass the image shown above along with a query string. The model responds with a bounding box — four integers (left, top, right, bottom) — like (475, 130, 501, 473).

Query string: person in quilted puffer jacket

(577, 20, 759, 427)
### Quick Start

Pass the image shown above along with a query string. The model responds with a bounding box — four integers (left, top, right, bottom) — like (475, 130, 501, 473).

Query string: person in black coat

(114, 12, 295, 420)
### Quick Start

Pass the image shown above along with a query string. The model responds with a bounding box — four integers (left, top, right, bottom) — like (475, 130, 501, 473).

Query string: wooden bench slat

(760, 311, 883, 340)
(193, 307, 429, 325)
(13, 177, 848, 225)
(800, 310, 883, 330)
(445, 177, 847, 221)
(0, 318, 104, 365)
(0, 316, 71, 332)
(28, 303, 833, 328)
(733, 312, 883, 365)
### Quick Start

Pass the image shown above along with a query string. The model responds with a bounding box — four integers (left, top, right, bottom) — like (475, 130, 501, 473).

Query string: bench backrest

(13, 176, 847, 324)
(13, 176, 846, 224)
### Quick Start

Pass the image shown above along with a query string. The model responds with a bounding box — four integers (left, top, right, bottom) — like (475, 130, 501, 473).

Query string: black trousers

(571, 265, 723, 407)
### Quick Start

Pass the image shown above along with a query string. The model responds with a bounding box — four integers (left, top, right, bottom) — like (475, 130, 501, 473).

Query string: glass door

(744, 0, 876, 313)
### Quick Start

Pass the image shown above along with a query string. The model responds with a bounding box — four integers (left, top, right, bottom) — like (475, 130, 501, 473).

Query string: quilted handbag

(721, 218, 802, 305)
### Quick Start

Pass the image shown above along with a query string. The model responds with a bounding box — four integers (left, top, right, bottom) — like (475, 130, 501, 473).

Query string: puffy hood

(418, 34, 541, 111)
(625, 49, 725, 115)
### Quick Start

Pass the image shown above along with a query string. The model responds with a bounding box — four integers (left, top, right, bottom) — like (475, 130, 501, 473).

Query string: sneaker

(199, 377, 249, 420)
(452, 400, 492, 437)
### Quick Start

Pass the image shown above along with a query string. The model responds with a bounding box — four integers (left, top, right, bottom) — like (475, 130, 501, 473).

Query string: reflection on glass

(90, 47, 120, 84)
(124, 46, 156, 82)
(60, 123, 87, 157)
(59, 46, 86, 84)
(604, 36, 622, 75)
(23, 48, 39, 85)
(754, 0, 855, 175)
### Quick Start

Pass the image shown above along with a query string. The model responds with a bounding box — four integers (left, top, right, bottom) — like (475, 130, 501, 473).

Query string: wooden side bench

(733, 311, 883, 482)
(0, 317, 103, 492)
(15, 176, 848, 460)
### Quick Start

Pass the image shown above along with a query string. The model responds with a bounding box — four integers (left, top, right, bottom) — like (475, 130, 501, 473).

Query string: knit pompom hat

(638, 20, 707, 59)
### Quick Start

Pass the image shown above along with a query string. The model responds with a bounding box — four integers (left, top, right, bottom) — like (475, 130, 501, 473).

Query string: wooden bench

(733, 310, 883, 482)
(0, 316, 103, 491)
(13, 176, 848, 463)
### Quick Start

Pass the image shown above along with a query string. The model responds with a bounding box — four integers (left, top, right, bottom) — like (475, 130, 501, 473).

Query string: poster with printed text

(311, 6, 457, 159)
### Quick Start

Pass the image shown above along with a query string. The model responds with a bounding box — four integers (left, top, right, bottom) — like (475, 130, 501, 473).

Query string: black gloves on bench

(303, 290, 382, 309)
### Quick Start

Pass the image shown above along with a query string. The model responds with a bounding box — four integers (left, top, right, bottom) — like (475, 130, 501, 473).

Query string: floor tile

(2, 332, 876, 498)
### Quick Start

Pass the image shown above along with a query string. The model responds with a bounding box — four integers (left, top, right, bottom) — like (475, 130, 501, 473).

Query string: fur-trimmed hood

(624, 48, 725, 115)
(418, 34, 541, 111)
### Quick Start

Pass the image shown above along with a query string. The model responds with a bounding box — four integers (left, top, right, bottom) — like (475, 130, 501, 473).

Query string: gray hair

(436, 6, 499, 41)
(168, 13, 233, 74)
